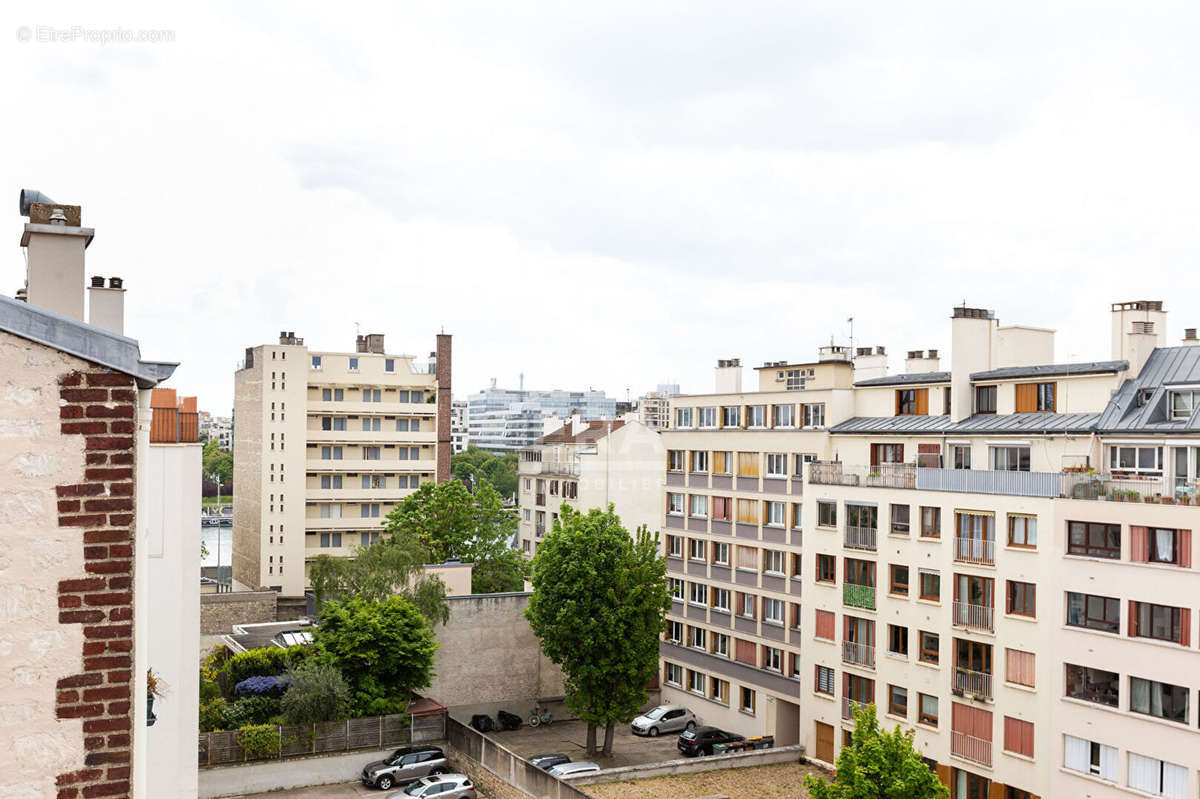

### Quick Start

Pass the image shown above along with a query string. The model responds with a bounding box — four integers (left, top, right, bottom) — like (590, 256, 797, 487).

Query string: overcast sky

(4, 2, 1199, 414)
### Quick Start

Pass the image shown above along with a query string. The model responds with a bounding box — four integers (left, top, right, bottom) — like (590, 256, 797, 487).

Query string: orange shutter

(1180, 608, 1191, 647)
(1004, 716, 1034, 757)
(1130, 526, 1149, 562)
(1180, 529, 1192, 568)
(1129, 600, 1139, 636)
(815, 609, 835, 640)
(1015, 383, 1037, 413)
(735, 638, 756, 664)
(915, 388, 929, 415)
(895, 391, 902, 415)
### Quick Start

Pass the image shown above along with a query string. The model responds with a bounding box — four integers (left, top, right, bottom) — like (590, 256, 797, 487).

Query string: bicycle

(528, 704, 553, 727)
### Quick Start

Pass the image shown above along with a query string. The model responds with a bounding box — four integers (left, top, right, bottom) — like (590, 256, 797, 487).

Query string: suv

(631, 704, 696, 737)
(362, 745, 448, 790)
(677, 726, 744, 757)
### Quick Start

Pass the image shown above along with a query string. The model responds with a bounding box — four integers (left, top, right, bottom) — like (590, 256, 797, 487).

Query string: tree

(804, 704, 949, 799)
(451, 446, 518, 498)
(279, 660, 351, 724)
(202, 439, 233, 486)
(525, 505, 670, 756)
(314, 596, 438, 716)
(384, 479, 522, 594)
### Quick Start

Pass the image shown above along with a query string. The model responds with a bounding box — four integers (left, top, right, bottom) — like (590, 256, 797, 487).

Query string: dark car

(677, 726, 744, 757)
(529, 753, 571, 771)
(362, 745, 448, 790)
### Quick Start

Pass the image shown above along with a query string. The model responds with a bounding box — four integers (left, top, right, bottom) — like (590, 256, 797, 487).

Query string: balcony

(842, 641, 875, 668)
(531, 460, 582, 477)
(810, 462, 916, 489)
(843, 583, 875, 610)
(952, 602, 994, 633)
(843, 525, 877, 551)
(951, 731, 992, 767)
(535, 493, 546, 506)
(953, 667, 993, 700)
(841, 697, 865, 720)
(954, 537, 995, 566)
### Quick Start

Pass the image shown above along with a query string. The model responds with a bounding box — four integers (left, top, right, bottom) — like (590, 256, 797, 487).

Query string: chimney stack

(355, 334, 368, 353)
(365, 333, 385, 354)
(714, 358, 743, 393)
(19, 189, 94, 321)
(1111, 301, 1167, 375)
(950, 305, 997, 421)
(905, 349, 942, 374)
(1182, 328, 1198, 346)
(88, 276, 126, 335)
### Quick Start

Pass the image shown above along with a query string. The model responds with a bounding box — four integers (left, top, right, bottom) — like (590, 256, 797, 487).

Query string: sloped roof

(0, 294, 175, 387)
(1096, 347, 1200, 433)
(830, 412, 1099, 436)
(535, 420, 626, 444)
(970, 361, 1128, 381)
(854, 371, 951, 387)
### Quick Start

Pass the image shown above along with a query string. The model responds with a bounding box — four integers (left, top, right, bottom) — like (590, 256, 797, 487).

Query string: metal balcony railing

(954, 667, 993, 700)
(841, 697, 866, 720)
(954, 537, 995, 566)
(951, 732, 992, 767)
(952, 602, 994, 632)
(843, 583, 875, 610)
(844, 525, 877, 551)
(842, 641, 875, 668)
(810, 462, 916, 489)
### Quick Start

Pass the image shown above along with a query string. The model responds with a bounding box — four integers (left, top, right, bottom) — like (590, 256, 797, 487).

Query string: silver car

(548, 761, 601, 778)
(362, 746, 448, 791)
(389, 774, 476, 798)
(631, 704, 696, 737)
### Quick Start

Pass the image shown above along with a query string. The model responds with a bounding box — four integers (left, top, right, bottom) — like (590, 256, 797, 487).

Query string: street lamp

(210, 471, 224, 587)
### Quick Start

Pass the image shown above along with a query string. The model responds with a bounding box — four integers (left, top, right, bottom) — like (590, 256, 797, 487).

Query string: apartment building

(451, 399, 469, 453)
(659, 302, 1200, 799)
(202, 414, 233, 451)
(467, 384, 617, 452)
(516, 417, 664, 554)
(638, 383, 680, 429)
(233, 332, 451, 597)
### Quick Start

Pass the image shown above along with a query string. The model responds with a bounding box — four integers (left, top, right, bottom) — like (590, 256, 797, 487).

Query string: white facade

(451, 399, 469, 454)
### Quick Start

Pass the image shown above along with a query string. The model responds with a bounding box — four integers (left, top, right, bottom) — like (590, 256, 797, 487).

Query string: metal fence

(198, 711, 445, 766)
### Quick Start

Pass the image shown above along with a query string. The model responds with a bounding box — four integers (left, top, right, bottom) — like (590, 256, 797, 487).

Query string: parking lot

(480, 718, 685, 769)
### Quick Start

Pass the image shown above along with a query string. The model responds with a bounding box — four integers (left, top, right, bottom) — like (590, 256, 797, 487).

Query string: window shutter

(915, 388, 929, 415)
(1004, 717, 1033, 757)
(894, 391, 902, 416)
(1130, 526, 1149, 562)
(1128, 600, 1139, 637)
(815, 610, 835, 640)
(1179, 529, 1192, 568)
(1014, 383, 1037, 413)
(1180, 608, 1191, 647)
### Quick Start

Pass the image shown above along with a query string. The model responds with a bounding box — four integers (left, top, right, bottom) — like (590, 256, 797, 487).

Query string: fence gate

(412, 712, 445, 743)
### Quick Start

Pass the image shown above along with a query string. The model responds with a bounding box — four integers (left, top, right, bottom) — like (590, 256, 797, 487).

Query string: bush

(237, 724, 282, 760)
(280, 661, 351, 725)
(200, 677, 222, 703)
(234, 675, 289, 697)
(222, 695, 281, 728)
(199, 697, 227, 732)
(225, 645, 308, 685)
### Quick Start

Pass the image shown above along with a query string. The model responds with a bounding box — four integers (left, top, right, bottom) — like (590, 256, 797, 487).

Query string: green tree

(307, 533, 449, 626)
(525, 505, 669, 756)
(451, 447, 518, 498)
(279, 660, 351, 724)
(202, 439, 233, 485)
(314, 596, 438, 716)
(805, 704, 949, 799)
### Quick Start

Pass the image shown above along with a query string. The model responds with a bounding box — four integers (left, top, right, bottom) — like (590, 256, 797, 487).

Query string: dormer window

(1170, 390, 1199, 420)
(1136, 389, 1154, 407)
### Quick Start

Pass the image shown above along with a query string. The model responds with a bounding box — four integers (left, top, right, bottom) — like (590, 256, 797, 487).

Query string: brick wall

(54, 368, 138, 799)
(436, 333, 452, 483)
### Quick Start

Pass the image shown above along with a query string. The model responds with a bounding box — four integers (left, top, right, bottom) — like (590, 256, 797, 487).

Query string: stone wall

(199, 590, 278, 634)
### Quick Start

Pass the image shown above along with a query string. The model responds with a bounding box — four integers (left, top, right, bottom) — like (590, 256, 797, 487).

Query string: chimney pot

(108, 277, 122, 289)
(48, 208, 67, 225)
(928, 349, 938, 358)
(90, 276, 105, 288)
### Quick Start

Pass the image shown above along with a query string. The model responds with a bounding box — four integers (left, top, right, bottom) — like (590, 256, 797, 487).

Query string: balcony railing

(535, 493, 546, 506)
(954, 537, 995, 566)
(843, 583, 876, 610)
(844, 525, 877, 551)
(952, 602, 994, 633)
(951, 731, 993, 767)
(841, 698, 866, 720)
(810, 462, 916, 489)
(535, 460, 582, 476)
(842, 641, 875, 668)
(953, 667, 993, 700)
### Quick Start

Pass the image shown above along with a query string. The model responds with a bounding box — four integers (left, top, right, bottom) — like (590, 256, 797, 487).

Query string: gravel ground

(583, 761, 824, 799)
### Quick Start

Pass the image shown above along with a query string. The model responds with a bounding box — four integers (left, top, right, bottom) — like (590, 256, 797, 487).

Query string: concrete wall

(199, 591, 278, 634)
(426, 594, 564, 709)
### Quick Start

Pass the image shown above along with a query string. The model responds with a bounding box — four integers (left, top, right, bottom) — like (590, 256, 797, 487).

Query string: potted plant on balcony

(147, 668, 168, 727)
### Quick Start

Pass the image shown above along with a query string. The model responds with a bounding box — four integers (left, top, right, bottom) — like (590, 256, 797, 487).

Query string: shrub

(234, 675, 289, 697)
(225, 645, 308, 685)
(280, 661, 351, 725)
(199, 697, 227, 732)
(237, 724, 282, 760)
(200, 677, 222, 703)
(222, 695, 282, 728)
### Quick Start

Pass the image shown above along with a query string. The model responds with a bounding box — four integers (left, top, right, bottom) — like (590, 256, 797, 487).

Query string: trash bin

(754, 735, 775, 750)
(712, 743, 728, 755)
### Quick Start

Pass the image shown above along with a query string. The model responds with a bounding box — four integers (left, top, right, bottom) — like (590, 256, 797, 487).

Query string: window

(791, 503, 802, 530)
(815, 665, 835, 695)
(845, 559, 875, 588)
(698, 407, 717, 428)
(765, 501, 785, 527)
(320, 475, 342, 489)
(711, 542, 729, 566)
(1005, 648, 1035, 688)
(1008, 515, 1037, 548)
(765, 453, 786, 477)
(675, 407, 694, 428)
(739, 687, 756, 714)
(689, 494, 708, 518)
(1067, 521, 1120, 558)
(712, 451, 732, 474)
(846, 503, 877, 531)
(348, 357, 359, 371)
(712, 632, 729, 657)
(321, 388, 344, 401)
(918, 693, 938, 726)
(666, 535, 682, 557)
(1063, 735, 1116, 780)
(1128, 753, 1189, 798)
(1109, 444, 1163, 475)
(974, 385, 997, 414)
(360, 532, 380, 547)
(919, 632, 939, 664)
(736, 452, 760, 478)
(384, 358, 395, 373)
(664, 663, 682, 686)
(1036, 382, 1056, 412)
(687, 669, 705, 694)
(709, 677, 729, 704)
(920, 506, 940, 538)
(363, 446, 381, 460)
(1065, 664, 1119, 707)
(1006, 581, 1035, 617)
(668, 578, 684, 601)
(363, 389, 381, 402)
(360, 503, 380, 518)
(688, 582, 708, 606)
(763, 598, 784, 624)
(409, 390, 424, 403)
(896, 389, 918, 415)
(667, 493, 684, 515)
(919, 570, 940, 602)
(690, 450, 709, 472)
(721, 406, 739, 427)
(774, 404, 794, 427)
(891, 504, 910, 535)
(888, 685, 908, 718)
(666, 620, 682, 643)
(816, 554, 836, 583)
(815, 609, 835, 640)
(887, 625, 909, 657)
(1003, 717, 1034, 758)
(321, 445, 343, 460)
(711, 496, 732, 521)
(688, 538, 706, 560)
(667, 450, 685, 471)
(737, 545, 758, 571)
(688, 626, 706, 649)
(1129, 601, 1187, 645)
(785, 369, 806, 391)
(990, 446, 1030, 471)
(1169, 390, 1199, 420)
(711, 588, 730, 612)
(1129, 677, 1189, 724)
(311, 355, 322, 370)
(1132, 526, 1191, 566)
(817, 501, 837, 527)
(763, 550, 785, 574)
(951, 444, 972, 470)
(762, 646, 782, 671)
(747, 405, 767, 427)
(889, 565, 909, 596)
(362, 417, 381, 431)
(1066, 592, 1120, 634)
(870, 443, 904, 465)
(738, 592, 756, 618)
(803, 403, 825, 428)
(736, 498, 760, 524)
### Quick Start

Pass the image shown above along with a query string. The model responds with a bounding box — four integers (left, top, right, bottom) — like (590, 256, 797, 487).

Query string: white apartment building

(451, 399, 469, 453)
(638, 383, 679, 429)
(233, 331, 451, 596)
(658, 301, 1200, 799)
(517, 417, 664, 554)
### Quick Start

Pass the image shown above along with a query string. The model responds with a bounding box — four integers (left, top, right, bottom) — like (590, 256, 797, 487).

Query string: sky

(3, 2, 1199, 414)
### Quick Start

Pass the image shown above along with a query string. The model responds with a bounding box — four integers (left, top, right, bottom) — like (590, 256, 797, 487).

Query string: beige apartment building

(659, 301, 1200, 799)
(233, 332, 451, 596)
(517, 417, 665, 554)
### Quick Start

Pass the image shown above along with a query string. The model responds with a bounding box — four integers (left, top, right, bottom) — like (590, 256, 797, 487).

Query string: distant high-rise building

(638, 383, 680, 429)
(466, 385, 617, 452)
(450, 399, 469, 453)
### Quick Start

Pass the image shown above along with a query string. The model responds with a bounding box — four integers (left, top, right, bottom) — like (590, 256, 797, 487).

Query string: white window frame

(774, 404, 794, 428)
(763, 646, 782, 672)
(666, 620, 683, 643)
(765, 453, 787, 477)
(675, 407, 694, 428)
(712, 588, 730, 612)
(766, 501, 785, 527)
(712, 542, 730, 566)
(712, 633, 729, 657)
(698, 407, 717, 429)
(803, 403, 825, 428)
(667, 535, 682, 557)
(668, 493, 684, 515)
(763, 549, 785, 575)
(669, 578, 684, 600)
(691, 450, 709, 472)
(1108, 444, 1164, 475)
(688, 537, 706, 560)
(665, 663, 682, 686)
(763, 597, 784, 624)
(688, 582, 708, 606)
(690, 494, 708, 518)
(747, 405, 767, 428)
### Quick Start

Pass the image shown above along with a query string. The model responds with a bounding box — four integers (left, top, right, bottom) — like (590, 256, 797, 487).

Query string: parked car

(362, 745, 448, 791)
(677, 726, 744, 757)
(529, 753, 571, 770)
(547, 761, 601, 777)
(389, 773, 476, 798)
(631, 704, 697, 737)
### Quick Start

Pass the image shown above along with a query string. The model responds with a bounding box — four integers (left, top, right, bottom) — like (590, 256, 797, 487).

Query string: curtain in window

(1128, 753, 1161, 795)
(1063, 735, 1089, 773)
(737, 452, 760, 477)
(1155, 528, 1175, 562)
(737, 546, 758, 570)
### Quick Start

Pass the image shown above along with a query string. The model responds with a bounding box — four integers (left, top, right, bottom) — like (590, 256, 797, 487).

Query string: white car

(547, 761, 601, 778)
(388, 773, 476, 798)
(631, 704, 697, 737)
